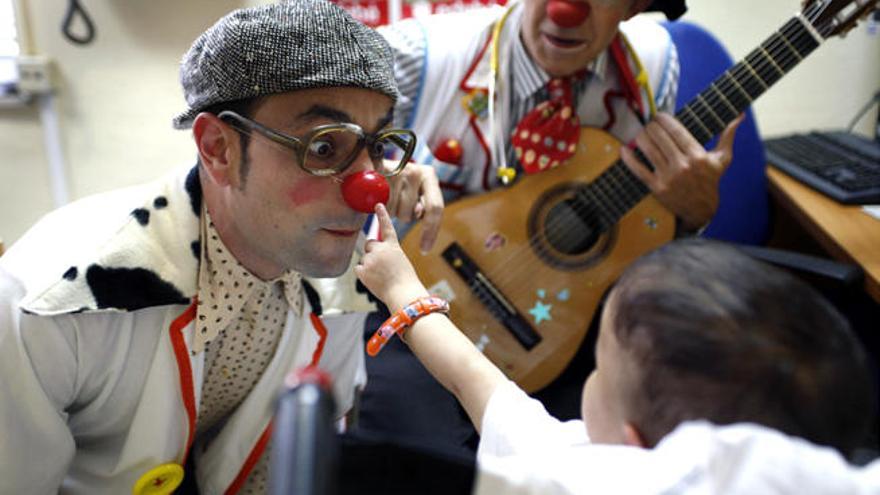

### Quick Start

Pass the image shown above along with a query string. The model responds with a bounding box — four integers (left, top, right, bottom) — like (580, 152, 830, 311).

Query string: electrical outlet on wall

(16, 56, 53, 95)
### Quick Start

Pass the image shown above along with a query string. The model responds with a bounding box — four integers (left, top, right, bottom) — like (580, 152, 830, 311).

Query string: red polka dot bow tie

(511, 77, 580, 174)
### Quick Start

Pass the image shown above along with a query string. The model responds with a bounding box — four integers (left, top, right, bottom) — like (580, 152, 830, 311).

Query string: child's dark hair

(610, 238, 873, 456)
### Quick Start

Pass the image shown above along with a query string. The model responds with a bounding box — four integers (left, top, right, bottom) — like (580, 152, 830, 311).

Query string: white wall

(1, 0, 878, 247)
(0, 0, 269, 248)
(683, 2, 880, 140)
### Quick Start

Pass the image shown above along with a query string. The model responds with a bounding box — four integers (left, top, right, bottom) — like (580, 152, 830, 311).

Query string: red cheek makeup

(287, 177, 328, 207)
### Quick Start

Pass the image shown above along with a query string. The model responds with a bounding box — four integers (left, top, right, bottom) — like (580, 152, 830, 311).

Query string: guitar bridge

(442, 243, 541, 350)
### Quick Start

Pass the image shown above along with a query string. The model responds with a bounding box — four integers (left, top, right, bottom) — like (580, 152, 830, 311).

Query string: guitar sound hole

(544, 199, 599, 255)
(528, 182, 614, 271)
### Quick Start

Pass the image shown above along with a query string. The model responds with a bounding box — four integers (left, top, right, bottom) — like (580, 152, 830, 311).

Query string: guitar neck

(677, 15, 821, 142)
(581, 14, 824, 229)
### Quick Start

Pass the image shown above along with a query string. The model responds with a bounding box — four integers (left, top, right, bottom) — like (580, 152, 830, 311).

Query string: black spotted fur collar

(20, 166, 203, 315)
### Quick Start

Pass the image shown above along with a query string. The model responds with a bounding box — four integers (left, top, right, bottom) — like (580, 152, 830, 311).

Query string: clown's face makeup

(520, 0, 634, 77)
(211, 87, 394, 279)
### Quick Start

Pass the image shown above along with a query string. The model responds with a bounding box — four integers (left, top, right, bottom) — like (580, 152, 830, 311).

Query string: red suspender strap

(609, 35, 646, 120)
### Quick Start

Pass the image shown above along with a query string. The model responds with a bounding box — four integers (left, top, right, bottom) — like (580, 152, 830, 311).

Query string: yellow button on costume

(132, 463, 184, 495)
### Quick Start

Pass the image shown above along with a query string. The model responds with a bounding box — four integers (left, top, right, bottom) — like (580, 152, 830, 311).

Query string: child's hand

(355, 203, 429, 310)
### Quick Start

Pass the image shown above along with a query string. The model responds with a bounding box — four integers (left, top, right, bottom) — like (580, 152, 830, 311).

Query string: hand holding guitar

(621, 113, 743, 231)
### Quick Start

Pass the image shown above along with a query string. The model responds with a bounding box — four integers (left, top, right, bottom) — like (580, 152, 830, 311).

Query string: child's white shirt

(476, 380, 880, 494)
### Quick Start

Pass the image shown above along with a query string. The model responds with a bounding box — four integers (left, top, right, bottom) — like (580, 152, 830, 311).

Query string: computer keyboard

(764, 131, 880, 204)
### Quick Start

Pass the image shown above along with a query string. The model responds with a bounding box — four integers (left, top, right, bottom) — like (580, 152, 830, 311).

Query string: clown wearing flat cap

(0, 1, 443, 493)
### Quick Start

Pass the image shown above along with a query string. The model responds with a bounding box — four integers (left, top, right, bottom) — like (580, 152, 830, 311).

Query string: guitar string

(459, 4, 830, 318)
(538, 5, 824, 256)
(470, 7, 831, 330)
(531, 11, 819, 252)
(514, 9, 820, 268)
(451, 5, 858, 381)
(572, 4, 826, 231)
(583, 6, 824, 217)
(468, 4, 823, 310)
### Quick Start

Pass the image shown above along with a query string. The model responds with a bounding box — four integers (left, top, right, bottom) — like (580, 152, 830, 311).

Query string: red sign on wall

(334, 0, 391, 27)
(335, 0, 508, 28)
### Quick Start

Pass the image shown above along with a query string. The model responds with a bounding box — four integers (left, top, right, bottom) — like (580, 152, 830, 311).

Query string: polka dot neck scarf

(193, 209, 309, 493)
(510, 76, 581, 174)
(194, 209, 303, 435)
(193, 210, 303, 356)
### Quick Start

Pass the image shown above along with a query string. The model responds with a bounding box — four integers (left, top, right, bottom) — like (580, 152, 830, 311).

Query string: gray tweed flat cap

(173, 0, 399, 129)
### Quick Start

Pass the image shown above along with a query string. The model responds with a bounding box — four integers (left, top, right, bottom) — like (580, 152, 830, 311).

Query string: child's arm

(355, 203, 508, 433)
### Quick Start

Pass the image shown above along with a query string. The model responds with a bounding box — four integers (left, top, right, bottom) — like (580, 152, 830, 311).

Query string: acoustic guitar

(401, 0, 878, 392)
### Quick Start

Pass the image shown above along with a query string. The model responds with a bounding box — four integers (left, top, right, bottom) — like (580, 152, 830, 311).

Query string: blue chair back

(662, 20, 770, 245)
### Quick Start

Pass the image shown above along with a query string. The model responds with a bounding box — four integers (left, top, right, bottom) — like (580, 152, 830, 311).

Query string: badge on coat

(461, 88, 489, 120)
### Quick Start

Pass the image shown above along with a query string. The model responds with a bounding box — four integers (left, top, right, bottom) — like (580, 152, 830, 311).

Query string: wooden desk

(767, 167, 880, 303)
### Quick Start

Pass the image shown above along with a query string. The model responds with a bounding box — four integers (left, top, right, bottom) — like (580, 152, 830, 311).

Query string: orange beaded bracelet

(366, 295, 450, 356)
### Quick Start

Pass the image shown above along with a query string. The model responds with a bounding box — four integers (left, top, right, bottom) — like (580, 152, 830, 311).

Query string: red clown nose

(341, 170, 390, 213)
(546, 0, 590, 28)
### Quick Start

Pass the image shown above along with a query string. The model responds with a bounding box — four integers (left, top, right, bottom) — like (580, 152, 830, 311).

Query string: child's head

(581, 239, 874, 455)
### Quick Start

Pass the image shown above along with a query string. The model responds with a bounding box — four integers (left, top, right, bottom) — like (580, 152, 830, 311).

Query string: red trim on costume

(459, 31, 493, 92)
(169, 298, 199, 465)
(609, 35, 644, 116)
(602, 89, 627, 130)
(224, 424, 273, 495)
(598, 36, 649, 131)
(224, 311, 328, 493)
(454, 23, 498, 191)
(308, 312, 328, 368)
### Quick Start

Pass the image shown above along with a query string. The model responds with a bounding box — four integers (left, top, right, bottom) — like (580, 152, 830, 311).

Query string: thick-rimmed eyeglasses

(218, 111, 417, 178)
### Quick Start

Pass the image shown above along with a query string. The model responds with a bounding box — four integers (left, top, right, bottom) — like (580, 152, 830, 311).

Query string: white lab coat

(0, 165, 371, 494)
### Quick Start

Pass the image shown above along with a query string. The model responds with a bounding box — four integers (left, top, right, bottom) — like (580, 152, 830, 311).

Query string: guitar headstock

(802, 0, 879, 37)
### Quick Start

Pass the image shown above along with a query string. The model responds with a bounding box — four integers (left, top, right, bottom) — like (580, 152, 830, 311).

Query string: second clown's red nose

(546, 0, 591, 28)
